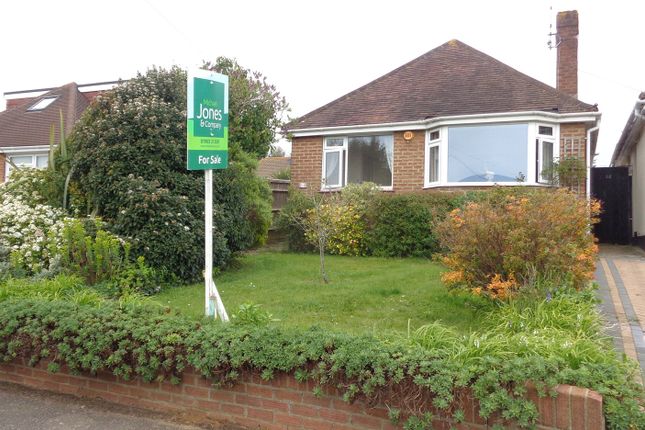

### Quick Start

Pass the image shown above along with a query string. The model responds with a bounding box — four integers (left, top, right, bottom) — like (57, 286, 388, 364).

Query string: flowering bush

(68, 67, 272, 281)
(0, 192, 68, 275)
(436, 188, 600, 299)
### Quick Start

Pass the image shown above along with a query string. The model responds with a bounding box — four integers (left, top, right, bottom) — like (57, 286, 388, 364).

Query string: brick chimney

(556, 10, 579, 98)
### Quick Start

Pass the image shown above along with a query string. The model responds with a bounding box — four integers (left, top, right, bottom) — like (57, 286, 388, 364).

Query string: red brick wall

(5, 97, 36, 110)
(291, 136, 323, 192)
(393, 131, 424, 192)
(0, 360, 604, 429)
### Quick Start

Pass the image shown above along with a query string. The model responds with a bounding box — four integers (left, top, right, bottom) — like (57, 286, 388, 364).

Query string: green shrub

(110, 256, 160, 296)
(437, 188, 600, 299)
(58, 218, 128, 285)
(0, 297, 642, 429)
(57, 218, 161, 295)
(277, 188, 315, 252)
(68, 67, 272, 281)
(280, 189, 462, 258)
(231, 303, 275, 327)
(365, 193, 459, 257)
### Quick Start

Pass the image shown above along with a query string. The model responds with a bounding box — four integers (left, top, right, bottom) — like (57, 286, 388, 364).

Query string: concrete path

(595, 245, 645, 383)
(0, 381, 205, 430)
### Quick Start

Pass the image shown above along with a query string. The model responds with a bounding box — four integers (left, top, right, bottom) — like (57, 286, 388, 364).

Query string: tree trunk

(319, 238, 328, 283)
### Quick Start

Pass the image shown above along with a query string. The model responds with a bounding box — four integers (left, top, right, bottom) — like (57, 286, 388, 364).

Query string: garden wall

(0, 360, 604, 430)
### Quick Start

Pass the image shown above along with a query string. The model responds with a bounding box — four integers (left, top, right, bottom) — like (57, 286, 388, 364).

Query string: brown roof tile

(0, 83, 90, 148)
(257, 156, 291, 178)
(288, 40, 597, 131)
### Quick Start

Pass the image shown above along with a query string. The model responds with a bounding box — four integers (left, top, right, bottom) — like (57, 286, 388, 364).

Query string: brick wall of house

(0, 360, 604, 429)
(393, 131, 425, 191)
(0, 153, 5, 183)
(560, 122, 588, 195)
(291, 125, 590, 195)
(291, 136, 323, 192)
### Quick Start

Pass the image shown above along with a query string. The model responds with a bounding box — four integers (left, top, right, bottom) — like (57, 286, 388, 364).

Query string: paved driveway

(595, 245, 645, 383)
(0, 381, 205, 430)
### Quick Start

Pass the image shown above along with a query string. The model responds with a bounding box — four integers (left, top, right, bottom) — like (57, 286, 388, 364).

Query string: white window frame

(424, 129, 442, 186)
(4, 153, 49, 181)
(321, 134, 394, 191)
(322, 137, 346, 189)
(423, 121, 560, 188)
(536, 124, 558, 184)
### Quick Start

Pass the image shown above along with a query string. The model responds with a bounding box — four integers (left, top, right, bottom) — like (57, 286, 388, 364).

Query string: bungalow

(286, 11, 600, 196)
(610, 92, 645, 247)
(0, 81, 120, 182)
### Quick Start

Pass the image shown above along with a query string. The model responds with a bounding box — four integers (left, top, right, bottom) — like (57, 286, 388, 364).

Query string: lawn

(154, 251, 491, 336)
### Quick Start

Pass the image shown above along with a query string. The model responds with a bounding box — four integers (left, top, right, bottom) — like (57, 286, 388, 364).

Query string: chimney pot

(556, 10, 579, 98)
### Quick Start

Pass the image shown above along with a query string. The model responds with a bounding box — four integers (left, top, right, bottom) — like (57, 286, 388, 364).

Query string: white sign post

(187, 69, 230, 321)
(204, 169, 228, 320)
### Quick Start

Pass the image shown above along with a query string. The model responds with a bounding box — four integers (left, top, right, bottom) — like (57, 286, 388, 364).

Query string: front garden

(154, 251, 490, 335)
(0, 64, 644, 429)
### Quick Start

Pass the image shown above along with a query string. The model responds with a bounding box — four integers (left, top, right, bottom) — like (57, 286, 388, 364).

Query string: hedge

(0, 298, 643, 428)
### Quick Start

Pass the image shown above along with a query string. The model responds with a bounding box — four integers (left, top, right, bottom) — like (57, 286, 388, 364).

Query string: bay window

(322, 135, 393, 189)
(447, 124, 528, 183)
(424, 122, 559, 187)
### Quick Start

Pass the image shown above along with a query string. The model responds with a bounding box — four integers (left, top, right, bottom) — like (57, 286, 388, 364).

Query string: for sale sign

(187, 70, 228, 170)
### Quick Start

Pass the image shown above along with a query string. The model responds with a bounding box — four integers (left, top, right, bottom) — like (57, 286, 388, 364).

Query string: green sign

(187, 70, 229, 170)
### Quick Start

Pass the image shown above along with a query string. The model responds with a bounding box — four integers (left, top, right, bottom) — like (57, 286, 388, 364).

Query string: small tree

(283, 191, 341, 283)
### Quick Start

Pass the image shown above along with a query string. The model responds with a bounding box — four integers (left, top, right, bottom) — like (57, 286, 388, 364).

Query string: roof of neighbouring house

(0, 83, 91, 148)
(611, 92, 645, 166)
(287, 40, 598, 131)
(257, 156, 291, 178)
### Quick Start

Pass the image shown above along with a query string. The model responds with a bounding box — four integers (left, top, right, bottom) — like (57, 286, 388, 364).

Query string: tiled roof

(288, 40, 597, 131)
(0, 83, 90, 148)
(257, 156, 291, 178)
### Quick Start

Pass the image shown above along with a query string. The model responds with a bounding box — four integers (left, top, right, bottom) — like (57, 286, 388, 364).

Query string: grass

(154, 251, 491, 336)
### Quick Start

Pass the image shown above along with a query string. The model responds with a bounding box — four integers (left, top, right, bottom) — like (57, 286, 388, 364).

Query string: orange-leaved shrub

(436, 188, 600, 299)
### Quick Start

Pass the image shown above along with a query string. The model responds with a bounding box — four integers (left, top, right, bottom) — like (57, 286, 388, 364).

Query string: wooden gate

(591, 167, 631, 244)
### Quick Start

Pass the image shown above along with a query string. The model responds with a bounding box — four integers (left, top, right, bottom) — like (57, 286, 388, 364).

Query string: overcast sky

(1, 0, 642, 166)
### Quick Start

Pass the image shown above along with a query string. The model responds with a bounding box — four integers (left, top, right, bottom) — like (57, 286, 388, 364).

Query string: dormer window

(27, 96, 58, 111)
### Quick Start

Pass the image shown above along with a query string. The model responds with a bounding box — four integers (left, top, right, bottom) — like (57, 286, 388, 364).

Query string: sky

(0, 0, 643, 166)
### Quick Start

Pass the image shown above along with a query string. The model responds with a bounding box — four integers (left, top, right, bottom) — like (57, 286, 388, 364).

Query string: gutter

(612, 97, 645, 166)
(288, 110, 602, 136)
(586, 121, 600, 199)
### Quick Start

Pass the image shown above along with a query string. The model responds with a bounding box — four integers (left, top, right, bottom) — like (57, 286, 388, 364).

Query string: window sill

(422, 182, 555, 189)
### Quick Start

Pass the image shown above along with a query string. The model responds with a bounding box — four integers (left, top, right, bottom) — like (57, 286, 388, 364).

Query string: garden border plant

(0, 292, 642, 429)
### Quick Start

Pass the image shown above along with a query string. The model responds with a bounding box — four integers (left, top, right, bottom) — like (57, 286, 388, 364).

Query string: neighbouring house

(610, 92, 645, 247)
(0, 81, 120, 182)
(257, 156, 291, 179)
(286, 11, 600, 196)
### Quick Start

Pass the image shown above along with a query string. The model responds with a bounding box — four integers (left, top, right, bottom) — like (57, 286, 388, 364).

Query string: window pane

(541, 141, 554, 181)
(347, 135, 393, 187)
(324, 151, 340, 187)
(447, 124, 528, 183)
(9, 156, 33, 167)
(429, 130, 440, 141)
(325, 138, 344, 147)
(27, 96, 58, 111)
(429, 145, 439, 182)
(538, 126, 553, 136)
(36, 155, 48, 168)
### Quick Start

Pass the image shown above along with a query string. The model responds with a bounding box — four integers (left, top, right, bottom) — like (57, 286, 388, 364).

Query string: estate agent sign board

(187, 70, 229, 170)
